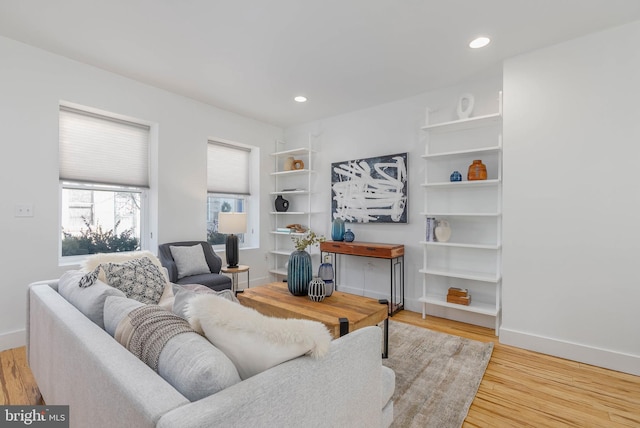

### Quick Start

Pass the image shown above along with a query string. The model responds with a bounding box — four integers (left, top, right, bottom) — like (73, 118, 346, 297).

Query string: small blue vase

(344, 229, 355, 242)
(287, 250, 313, 296)
(331, 217, 345, 241)
(450, 170, 462, 182)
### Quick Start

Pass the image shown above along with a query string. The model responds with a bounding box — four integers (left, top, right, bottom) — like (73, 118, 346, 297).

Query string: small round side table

(221, 265, 250, 294)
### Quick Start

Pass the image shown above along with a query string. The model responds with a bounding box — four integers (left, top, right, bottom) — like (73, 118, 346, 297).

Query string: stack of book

(446, 287, 471, 305)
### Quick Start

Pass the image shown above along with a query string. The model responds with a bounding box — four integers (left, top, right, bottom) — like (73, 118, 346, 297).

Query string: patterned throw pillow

(102, 257, 166, 304)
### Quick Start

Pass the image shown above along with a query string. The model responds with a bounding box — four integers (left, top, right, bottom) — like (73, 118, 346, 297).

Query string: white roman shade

(207, 141, 251, 195)
(59, 105, 150, 187)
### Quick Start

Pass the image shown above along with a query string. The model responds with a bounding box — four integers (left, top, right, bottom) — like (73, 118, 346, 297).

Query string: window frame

(58, 103, 152, 264)
(206, 139, 259, 253)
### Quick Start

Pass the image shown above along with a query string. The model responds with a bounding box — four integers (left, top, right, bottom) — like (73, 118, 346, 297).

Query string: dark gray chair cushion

(158, 241, 232, 292)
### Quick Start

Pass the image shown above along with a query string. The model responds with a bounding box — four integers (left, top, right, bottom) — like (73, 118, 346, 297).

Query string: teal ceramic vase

(287, 250, 313, 296)
(331, 217, 345, 241)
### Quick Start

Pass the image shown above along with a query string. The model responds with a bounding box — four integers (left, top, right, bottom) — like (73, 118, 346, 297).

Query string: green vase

(287, 250, 312, 296)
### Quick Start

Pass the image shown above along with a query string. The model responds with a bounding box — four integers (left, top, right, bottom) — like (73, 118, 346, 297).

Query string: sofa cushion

(82, 251, 174, 306)
(104, 257, 167, 304)
(81, 250, 169, 281)
(170, 244, 211, 279)
(103, 294, 145, 336)
(58, 269, 127, 329)
(172, 283, 238, 319)
(104, 296, 241, 401)
(81, 257, 166, 305)
(186, 293, 332, 380)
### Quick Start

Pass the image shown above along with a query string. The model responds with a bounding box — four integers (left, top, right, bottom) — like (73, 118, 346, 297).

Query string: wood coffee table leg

(339, 318, 349, 336)
(379, 299, 389, 359)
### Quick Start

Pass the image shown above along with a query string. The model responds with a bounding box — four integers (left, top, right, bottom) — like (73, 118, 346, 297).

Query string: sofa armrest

(28, 283, 189, 428)
(157, 326, 385, 428)
(26, 280, 59, 362)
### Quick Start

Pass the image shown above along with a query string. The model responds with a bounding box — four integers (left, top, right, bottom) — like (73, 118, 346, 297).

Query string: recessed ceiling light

(294, 96, 307, 103)
(469, 37, 491, 49)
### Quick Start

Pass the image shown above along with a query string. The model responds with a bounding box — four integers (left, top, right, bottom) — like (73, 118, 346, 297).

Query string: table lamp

(218, 212, 247, 268)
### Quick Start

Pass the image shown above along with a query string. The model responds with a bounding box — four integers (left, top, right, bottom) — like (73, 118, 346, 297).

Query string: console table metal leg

(389, 259, 394, 315)
(333, 253, 339, 291)
(388, 256, 405, 316)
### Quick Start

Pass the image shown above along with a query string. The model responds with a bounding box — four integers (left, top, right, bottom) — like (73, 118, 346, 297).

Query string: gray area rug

(382, 320, 493, 428)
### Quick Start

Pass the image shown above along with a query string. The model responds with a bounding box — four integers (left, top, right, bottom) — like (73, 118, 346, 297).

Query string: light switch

(15, 204, 34, 217)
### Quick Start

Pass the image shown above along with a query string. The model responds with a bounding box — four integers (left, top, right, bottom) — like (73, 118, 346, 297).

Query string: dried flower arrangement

(291, 230, 326, 252)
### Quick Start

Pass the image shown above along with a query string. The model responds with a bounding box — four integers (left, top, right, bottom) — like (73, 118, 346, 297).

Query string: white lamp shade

(218, 212, 247, 234)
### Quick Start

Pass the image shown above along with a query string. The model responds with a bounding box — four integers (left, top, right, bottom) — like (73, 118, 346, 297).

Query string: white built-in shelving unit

(419, 92, 503, 334)
(268, 137, 318, 278)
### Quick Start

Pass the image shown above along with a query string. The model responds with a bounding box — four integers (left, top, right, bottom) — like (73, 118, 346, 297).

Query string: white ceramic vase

(435, 220, 451, 242)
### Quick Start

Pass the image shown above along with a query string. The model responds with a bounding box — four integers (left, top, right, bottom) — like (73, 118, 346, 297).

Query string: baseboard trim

(500, 327, 640, 376)
(0, 329, 26, 352)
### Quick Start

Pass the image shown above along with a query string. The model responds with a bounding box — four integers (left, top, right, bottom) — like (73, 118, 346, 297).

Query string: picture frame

(331, 152, 408, 224)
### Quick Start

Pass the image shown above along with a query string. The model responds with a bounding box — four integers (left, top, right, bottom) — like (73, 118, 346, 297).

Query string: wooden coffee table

(237, 282, 389, 358)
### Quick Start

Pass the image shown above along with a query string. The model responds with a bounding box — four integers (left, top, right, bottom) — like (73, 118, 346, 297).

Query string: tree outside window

(61, 186, 141, 256)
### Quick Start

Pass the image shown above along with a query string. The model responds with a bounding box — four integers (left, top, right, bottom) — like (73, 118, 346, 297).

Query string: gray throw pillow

(104, 296, 241, 401)
(169, 244, 211, 279)
(172, 284, 238, 319)
(103, 295, 145, 336)
(159, 331, 241, 401)
(58, 270, 127, 329)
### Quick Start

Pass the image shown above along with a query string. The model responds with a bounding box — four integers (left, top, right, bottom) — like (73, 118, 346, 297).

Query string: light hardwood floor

(2, 311, 639, 427)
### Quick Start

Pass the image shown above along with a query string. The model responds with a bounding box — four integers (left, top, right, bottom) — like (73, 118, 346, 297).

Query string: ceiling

(1, 1, 640, 127)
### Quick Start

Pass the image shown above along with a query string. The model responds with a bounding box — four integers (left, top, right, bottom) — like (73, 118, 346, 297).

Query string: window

(207, 141, 251, 248)
(59, 104, 150, 259)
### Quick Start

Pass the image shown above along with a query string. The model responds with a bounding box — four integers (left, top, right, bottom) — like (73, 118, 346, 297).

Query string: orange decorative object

(292, 159, 305, 170)
(467, 159, 487, 181)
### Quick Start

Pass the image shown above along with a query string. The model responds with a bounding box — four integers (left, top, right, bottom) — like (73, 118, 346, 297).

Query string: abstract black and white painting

(331, 152, 407, 223)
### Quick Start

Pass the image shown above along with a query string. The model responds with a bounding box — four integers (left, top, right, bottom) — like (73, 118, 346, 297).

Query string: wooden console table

(320, 241, 404, 315)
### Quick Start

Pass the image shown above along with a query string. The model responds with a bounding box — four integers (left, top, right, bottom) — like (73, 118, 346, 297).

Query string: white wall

(501, 20, 640, 375)
(284, 78, 502, 322)
(0, 36, 281, 350)
(5, 19, 637, 376)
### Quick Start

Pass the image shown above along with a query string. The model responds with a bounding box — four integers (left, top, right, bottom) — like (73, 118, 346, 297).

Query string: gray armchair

(158, 241, 232, 291)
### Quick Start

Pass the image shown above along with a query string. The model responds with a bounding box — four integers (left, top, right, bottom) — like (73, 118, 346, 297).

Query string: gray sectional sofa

(27, 277, 395, 428)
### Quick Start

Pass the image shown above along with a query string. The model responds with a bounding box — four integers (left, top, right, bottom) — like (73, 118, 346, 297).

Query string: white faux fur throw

(186, 293, 332, 379)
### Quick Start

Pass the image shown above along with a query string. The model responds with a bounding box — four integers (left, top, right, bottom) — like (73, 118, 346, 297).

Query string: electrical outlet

(15, 204, 34, 217)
